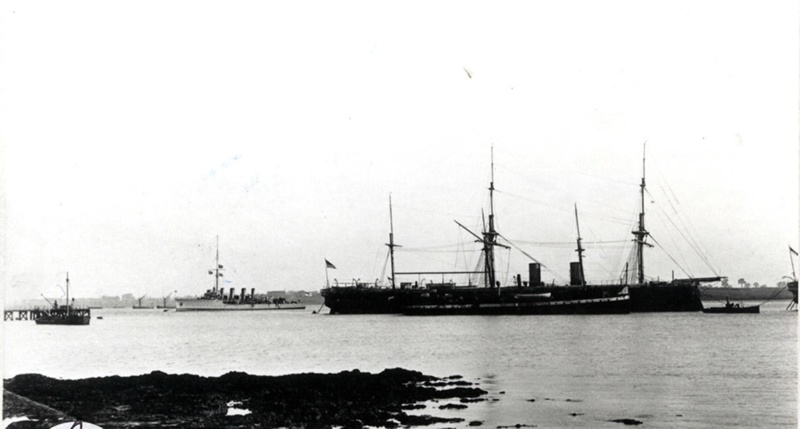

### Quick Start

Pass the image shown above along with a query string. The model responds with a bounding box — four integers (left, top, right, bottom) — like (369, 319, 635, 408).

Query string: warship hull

(403, 294, 629, 315)
(321, 282, 702, 315)
(176, 299, 305, 312)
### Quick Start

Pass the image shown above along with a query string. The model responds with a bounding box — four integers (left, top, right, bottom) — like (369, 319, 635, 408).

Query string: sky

(2, 1, 798, 304)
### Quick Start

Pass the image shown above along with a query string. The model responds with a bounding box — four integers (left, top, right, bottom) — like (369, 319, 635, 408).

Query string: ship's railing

(328, 280, 384, 288)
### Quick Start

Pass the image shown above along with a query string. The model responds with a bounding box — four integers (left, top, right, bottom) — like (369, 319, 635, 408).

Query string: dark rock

(401, 403, 426, 410)
(438, 403, 468, 410)
(569, 412, 584, 417)
(459, 397, 485, 403)
(609, 418, 644, 425)
(6, 422, 42, 429)
(526, 398, 536, 402)
(399, 414, 464, 426)
(468, 421, 483, 426)
(4, 368, 486, 428)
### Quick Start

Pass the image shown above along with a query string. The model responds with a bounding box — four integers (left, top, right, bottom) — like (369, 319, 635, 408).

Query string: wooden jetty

(4, 307, 91, 322)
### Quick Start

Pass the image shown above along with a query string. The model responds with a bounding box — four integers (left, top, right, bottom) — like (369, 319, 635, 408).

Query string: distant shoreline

(9, 290, 325, 310)
(699, 286, 792, 301)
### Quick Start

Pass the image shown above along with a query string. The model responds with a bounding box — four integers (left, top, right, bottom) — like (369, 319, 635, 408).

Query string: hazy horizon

(3, 1, 798, 304)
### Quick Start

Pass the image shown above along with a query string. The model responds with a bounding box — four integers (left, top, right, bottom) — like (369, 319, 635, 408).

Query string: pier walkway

(4, 307, 90, 321)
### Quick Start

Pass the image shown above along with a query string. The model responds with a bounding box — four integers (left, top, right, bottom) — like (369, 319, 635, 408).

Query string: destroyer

(176, 237, 305, 312)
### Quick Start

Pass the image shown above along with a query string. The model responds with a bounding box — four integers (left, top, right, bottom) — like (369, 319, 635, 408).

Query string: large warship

(321, 150, 719, 315)
(176, 237, 305, 312)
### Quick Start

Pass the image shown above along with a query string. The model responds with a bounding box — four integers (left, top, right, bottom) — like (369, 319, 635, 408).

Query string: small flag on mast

(791, 246, 798, 256)
(325, 259, 337, 269)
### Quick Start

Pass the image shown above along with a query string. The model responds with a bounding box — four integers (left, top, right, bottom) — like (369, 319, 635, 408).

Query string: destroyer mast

(209, 235, 224, 295)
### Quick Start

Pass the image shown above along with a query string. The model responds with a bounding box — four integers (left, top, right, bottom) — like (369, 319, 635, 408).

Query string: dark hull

(627, 283, 704, 312)
(403, 295, 629, 315)
(321, 288, 402, 314)
(702, 305, 760, 314)
(321, 282, 702, 315)
(35, 315, 91, 325)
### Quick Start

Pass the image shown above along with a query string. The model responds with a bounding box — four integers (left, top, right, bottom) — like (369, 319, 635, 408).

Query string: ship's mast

(66, 272, 70, 316)
(632, 145, 650, 285)
(386, 194, 402, 289)
(446, 148, 508, 290)
(210, 235, 224, 294)
(574, 204, 586, 286)
(485, 148, 498, 291)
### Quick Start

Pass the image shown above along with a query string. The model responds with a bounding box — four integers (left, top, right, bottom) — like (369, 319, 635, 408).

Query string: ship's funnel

(251, 288, 255, 300)
(528, 263, 541, 287)
(570, 262, 582, 286)
(241, 288, 247, 303)
(230, 288, 235, 302)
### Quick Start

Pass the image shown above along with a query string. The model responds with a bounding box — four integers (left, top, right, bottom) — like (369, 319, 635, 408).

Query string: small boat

(702, 301, 760, 314)
(36, 273, 91, 325)
(157, 291, 177, 309)
(132, 294, 156, 309)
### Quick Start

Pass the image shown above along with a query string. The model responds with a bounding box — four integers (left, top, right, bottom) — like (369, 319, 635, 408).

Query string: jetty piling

(4, 307, 91, 322)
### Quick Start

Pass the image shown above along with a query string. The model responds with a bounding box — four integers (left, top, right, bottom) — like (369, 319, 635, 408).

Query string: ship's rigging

(370, 146, 720, 289)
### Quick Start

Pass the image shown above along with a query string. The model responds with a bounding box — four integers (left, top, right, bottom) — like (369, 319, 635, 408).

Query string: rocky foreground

(3, 368, 487, 428)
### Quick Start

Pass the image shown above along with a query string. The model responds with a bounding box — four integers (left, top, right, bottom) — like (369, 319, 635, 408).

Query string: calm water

(4, 301, 797, 428)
